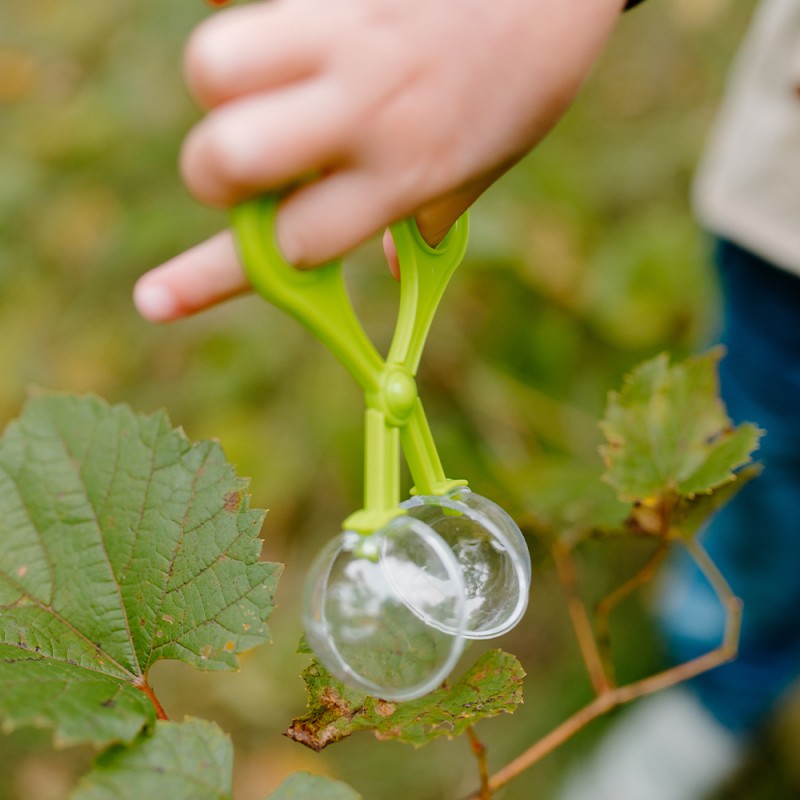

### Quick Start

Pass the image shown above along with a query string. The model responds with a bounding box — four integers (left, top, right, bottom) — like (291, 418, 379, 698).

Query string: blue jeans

(659, 239, 800, 734)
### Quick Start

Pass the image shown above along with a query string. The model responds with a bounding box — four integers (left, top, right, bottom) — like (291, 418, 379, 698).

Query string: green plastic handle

(232, 196, 383, 391)
(231, 195, 469, 534)
(387, 215, 469, 373)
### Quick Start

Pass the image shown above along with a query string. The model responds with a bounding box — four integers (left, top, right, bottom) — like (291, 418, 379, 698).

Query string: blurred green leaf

(265, 772, 361, 800)
(71, 719, 232, 800)
(0, 394, 281, 748)
(517, 457, 629, 544)
(287, 650, 524, 751)
(599, 349, 762, 502)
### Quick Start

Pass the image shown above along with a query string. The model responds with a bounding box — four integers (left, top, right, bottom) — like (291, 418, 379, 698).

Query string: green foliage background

(3, 0, 797, 798)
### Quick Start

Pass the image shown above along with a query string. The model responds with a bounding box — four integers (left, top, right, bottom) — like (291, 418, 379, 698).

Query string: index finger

(134, 230, 250, 322)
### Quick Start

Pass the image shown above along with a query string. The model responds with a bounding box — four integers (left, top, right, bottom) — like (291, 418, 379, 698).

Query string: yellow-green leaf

(287, 650, 524, 751)
(599, 350, 762, 502)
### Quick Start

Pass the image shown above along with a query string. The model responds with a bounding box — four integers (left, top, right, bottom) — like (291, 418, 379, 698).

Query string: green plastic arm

(387, 215, 469, 373)
(343, 408, 405, 535)
(232, 195, 383, 392)
(384, 216, 469, 497)
(401, 399, 467, 498)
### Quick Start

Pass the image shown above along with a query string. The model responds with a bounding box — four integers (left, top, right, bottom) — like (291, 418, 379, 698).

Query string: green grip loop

(387, 215, 469, 373)
(231, 195, 469, 534)
(232, 196, 383, 391)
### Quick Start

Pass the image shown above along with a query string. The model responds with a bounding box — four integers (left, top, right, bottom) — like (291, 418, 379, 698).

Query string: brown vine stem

(466, 726, 491, 800)
(683, 537, 744, 669)
(552, 541, 611, 695)
(463, 537, 742, 800)
(593, 539, 670, 684)
(138, 680, 169, 721)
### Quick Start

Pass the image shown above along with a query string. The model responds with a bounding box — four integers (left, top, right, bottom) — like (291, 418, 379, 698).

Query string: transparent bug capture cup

(401, 488, 530, 639)
(303, 516, 466, 700)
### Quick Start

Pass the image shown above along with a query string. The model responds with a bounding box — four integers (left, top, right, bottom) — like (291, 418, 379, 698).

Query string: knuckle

(275, 217, 310, 267)
(183, 20, 228, 107)
(179, 121, 242, 206)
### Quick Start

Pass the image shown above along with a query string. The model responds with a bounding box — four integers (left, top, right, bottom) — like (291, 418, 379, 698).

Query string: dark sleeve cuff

(623, 0, 648, 9)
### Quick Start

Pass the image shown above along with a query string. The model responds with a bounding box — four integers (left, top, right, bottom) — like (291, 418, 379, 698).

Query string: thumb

(383, 176, 494, 279)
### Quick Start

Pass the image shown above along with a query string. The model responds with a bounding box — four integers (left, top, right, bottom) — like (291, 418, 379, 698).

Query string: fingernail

(134, 282, 178, 322)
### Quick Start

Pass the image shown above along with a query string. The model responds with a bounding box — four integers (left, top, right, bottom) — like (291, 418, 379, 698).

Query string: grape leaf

(265, 772, 361, 799)
(0, 654, 154, 747)
(286, 650, 524, 751)
(677, 462, 764, 538)
(599, 350, 762, 502)
(71, 718, 232, 800)
(0, 394, 281, 747)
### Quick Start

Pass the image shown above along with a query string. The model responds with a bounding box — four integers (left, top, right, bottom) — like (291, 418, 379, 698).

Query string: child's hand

(134, 0, 623, 322)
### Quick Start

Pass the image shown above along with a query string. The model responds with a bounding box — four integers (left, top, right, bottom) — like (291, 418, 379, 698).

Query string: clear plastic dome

(401, 488, 531, 639)
(303, 515, 467, 701)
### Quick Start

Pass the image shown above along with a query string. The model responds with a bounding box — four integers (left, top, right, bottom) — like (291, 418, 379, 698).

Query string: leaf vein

(0, 463, 57, 606)
(144, 444, 212, 671)
(45, 404, 140, 676)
